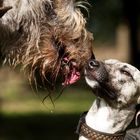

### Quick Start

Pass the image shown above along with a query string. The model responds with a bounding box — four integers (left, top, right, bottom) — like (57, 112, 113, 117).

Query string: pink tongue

(62, 68, 80, 86)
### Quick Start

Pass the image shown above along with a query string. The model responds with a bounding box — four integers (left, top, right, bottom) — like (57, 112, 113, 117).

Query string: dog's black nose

(89, 60, 99, 69)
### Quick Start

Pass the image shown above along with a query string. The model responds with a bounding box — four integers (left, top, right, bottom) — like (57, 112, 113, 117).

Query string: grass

(0, 113, 81, 140)
(1, 86, 94, 115)
(0, 68, 95, 140)
(0, 87, 94, 140)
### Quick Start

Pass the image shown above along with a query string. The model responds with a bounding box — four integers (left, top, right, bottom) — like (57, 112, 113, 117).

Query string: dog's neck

(86, 98, 135, 133)
(80, 98, 136, 140)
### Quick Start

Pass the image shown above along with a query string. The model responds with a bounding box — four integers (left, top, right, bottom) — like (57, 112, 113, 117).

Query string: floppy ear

(138, 97, 140, 104)
(0, 6, 12, 18)
(135, 104, 140, 126)
(137, 96, 140, 104)
(137, 86, 140, 103)
(137, 92, 140, 104)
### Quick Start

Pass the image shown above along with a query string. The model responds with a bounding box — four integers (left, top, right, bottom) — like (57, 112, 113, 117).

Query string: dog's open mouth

(62, 67, 80, 86)
(61, 57, 80, 86)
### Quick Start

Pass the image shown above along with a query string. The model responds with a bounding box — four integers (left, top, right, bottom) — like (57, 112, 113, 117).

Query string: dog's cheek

(118, 84, 138, 106)
(85, 77, 99, 88)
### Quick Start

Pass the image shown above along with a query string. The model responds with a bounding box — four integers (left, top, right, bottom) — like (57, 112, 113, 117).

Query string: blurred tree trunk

(122, 0, 140, 67)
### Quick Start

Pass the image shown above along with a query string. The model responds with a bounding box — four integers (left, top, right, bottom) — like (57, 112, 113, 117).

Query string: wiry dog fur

(0, 0, 94, 89)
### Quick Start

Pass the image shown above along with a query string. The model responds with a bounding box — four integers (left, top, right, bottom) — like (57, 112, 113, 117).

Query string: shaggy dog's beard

(0, 0, 94, 91)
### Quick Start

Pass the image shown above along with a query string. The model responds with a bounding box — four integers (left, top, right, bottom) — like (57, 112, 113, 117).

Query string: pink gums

(62, 68, 80, 86)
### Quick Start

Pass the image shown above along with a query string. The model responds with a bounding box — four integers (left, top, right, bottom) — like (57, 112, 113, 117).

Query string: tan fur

(0, 0, 94, 89)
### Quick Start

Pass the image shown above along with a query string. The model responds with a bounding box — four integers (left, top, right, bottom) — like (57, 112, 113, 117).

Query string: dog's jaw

(85, 70, 99, 88)
(62, 66, 80, 86)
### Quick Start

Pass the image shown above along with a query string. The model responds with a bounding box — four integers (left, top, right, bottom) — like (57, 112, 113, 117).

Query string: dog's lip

(62, 67, 80, 86)
(62, 57, 80, 86)
(84, 69, 98, 82)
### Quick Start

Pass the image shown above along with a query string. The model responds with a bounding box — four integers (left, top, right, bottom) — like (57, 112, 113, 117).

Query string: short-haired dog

(77, 59, 140, 140)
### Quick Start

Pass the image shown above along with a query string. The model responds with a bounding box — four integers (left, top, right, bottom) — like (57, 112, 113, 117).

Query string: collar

(76, 112, 126, 140)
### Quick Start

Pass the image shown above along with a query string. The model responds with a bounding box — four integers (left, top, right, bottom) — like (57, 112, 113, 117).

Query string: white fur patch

(86, 100, 115, 133)
(85, 70, 99, 88)
(85, 77, 98, 88)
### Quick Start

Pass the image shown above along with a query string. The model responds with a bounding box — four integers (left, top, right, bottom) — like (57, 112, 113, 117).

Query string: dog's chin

(85, 76, 117, 101)
(85, 76, 99, 89)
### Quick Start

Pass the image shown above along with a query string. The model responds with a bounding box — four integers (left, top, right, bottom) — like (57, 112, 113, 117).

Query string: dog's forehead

(104, 59, 140, 82)
(104, 59, 121, 65)
(104, 59, 137, 71)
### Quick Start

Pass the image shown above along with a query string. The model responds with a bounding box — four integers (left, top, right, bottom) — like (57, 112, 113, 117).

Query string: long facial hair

(0, 0, 94, 93)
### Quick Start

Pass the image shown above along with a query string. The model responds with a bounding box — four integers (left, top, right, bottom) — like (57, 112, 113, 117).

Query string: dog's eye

(120, 69, 132, 77)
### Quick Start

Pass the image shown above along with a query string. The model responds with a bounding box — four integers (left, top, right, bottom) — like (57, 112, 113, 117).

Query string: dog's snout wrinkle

(96, 63, 109, 83)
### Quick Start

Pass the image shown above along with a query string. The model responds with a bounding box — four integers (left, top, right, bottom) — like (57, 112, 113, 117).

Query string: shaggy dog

(0, 0, 94, 90)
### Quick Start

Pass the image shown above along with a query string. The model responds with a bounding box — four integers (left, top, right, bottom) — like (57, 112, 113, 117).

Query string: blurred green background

(0, 0, 140, 140)
(0, 68, 94, 140)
